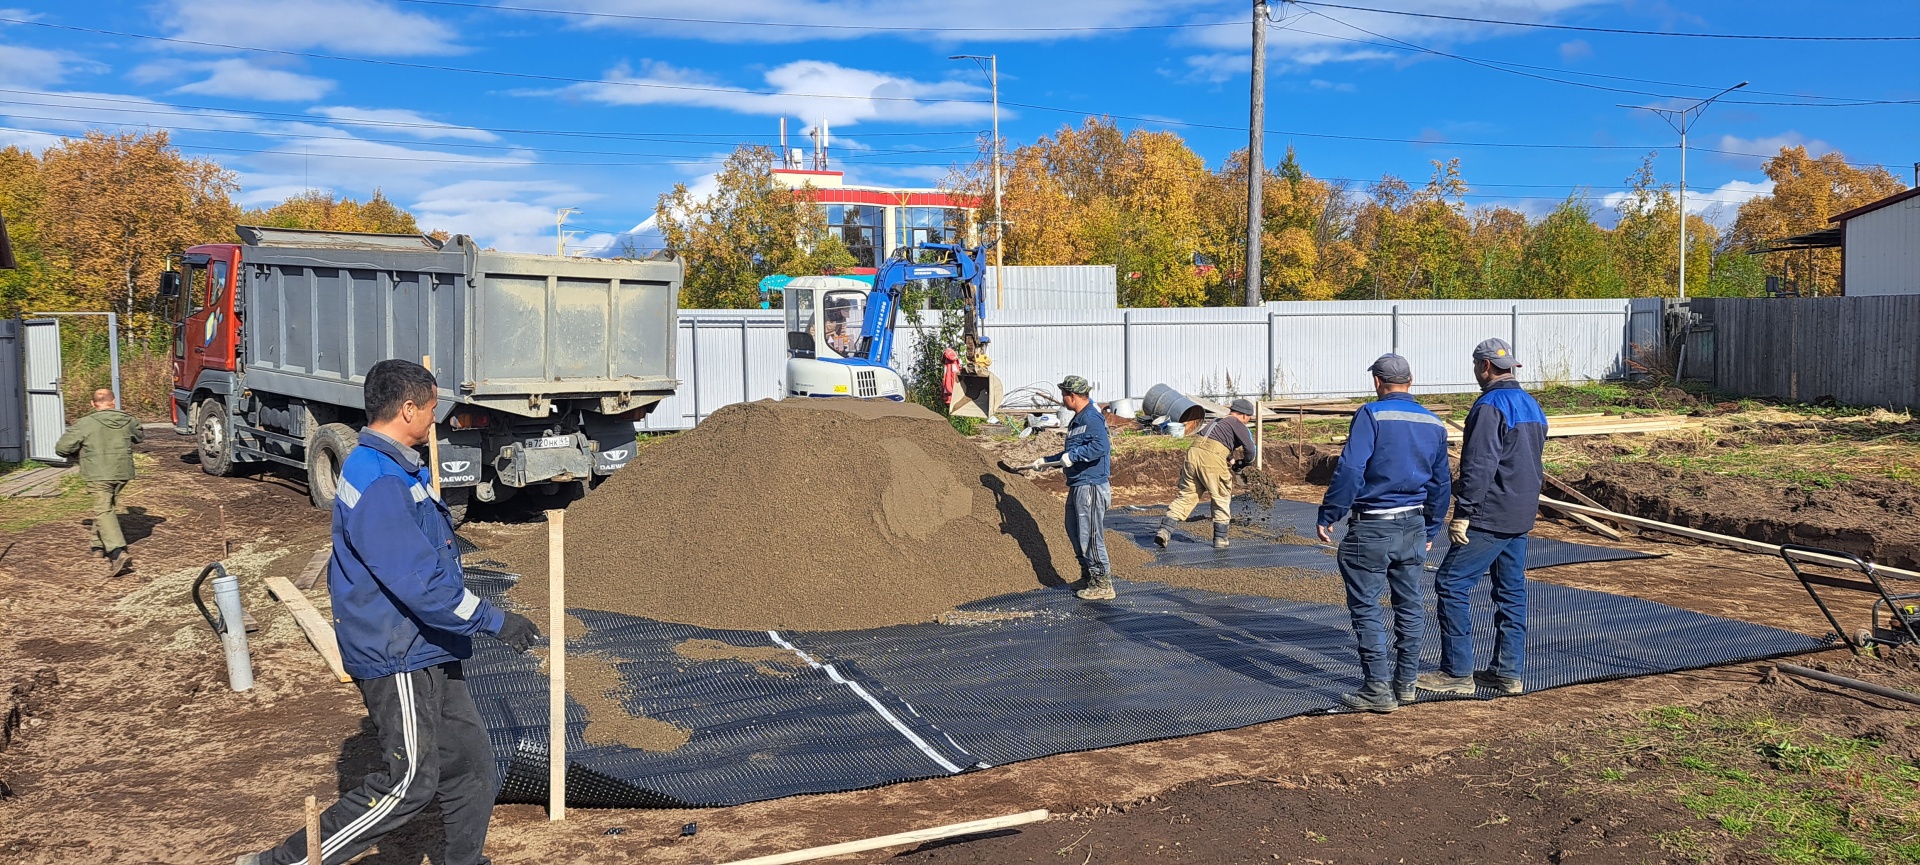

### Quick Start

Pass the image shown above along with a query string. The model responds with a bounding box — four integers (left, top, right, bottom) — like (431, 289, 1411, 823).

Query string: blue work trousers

(1065, 482, 1112, 579)
(1433, 527, 1530, 679)
(1337, 512, 1428, 687)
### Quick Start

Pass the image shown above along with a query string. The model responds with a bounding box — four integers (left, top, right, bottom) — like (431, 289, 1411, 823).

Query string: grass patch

(0, 470, 90, 532)
(1577, 706, 1920, 865)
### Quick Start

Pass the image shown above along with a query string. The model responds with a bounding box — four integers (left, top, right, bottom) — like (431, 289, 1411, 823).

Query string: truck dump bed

(236, 227, 680, 418)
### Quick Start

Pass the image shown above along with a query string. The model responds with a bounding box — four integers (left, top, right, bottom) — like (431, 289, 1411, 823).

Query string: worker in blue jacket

(1021, 375, 1116, 600)
(1316, 354, 1452, 713)
(240, 360, 541, 865)
(1417, 338, 1547, 698)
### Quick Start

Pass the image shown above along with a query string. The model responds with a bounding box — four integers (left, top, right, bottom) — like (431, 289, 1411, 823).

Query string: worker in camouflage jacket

(54, 388, 143, 577)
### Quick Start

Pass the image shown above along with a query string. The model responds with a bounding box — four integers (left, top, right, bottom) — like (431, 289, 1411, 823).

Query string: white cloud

(553, 59, 993, 127)
(1558, 39, 1593, 62)
(132, 59, 335, 101)
(158, 0, 461, 56)
(309, 107, 499, 142)
(517, 0, 1216, 44)
(1598, 179, 1770, 226)
(1715, 132, 1831, 162)
(0, 43, 99, 88)
(411, 180, 606, 253)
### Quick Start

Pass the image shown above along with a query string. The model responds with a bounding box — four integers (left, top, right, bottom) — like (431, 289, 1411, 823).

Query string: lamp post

(1622, 81, 1747, 299)
(951, 54, 1003, 309)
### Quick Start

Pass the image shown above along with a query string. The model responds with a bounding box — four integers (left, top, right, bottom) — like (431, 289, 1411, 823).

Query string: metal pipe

(194, 563, 254, 692)
(106, 311, 121, 410)
(1776, 663, 1920, 706)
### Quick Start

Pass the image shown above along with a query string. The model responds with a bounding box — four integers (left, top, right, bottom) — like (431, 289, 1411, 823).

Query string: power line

(1290, 1, 1920, 41)
(392, 0, 1240, 32)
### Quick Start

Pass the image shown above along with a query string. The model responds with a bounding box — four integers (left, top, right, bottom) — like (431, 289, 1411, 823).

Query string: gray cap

(1229, 397, 1257, 416)
(1472, 338, 1521, 370)
(1367, 353, 1412, 384)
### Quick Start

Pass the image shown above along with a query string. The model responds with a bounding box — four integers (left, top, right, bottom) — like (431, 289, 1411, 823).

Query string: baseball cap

(1058, 374, 1092, 395)
(1367, 353, 1412, 384)
(1472, 338, 1521, 370)
(1229, 397, 1257, 416)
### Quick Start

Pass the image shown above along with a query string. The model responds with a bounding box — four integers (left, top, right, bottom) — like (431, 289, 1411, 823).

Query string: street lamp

(951, 53, 1003, 309)
(1622, 80, 1747, 300)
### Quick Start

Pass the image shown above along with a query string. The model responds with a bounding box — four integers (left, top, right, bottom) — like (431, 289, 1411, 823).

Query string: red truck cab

(171, 244, 241, 429)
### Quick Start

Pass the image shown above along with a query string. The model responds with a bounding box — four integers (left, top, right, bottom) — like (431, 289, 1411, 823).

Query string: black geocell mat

(1110, 499, 1659, 571)
(460, 569, 1829, 808)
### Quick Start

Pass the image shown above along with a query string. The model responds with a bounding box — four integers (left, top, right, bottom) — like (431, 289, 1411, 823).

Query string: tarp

(464, 568, 1826, 808)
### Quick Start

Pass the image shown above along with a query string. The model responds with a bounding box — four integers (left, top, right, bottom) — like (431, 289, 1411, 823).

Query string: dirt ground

(1, 428, 1913, 864)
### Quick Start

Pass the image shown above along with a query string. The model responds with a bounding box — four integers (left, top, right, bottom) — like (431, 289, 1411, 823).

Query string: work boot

(1394, 681, 1418, 704)
(1212, 523, 1230, 549)
(1415, 672, 1476, 695)
(1475, 671, 1524, 695)
(233, 853, 264, 865)
(1339, 682, 1398, 714)
(1153, 516, 1175, 549)
(104, 549, 132, 578)
(1075, 573, 1116, 601)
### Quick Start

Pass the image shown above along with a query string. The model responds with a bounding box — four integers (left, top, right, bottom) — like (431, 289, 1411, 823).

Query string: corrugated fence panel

(1123, 308, 1271, 400)
(1268, 302, 1395, 398)
(988, 265, 1118, 310)
(644, 299, 1666, 427)
(980, 309, 1129, 403)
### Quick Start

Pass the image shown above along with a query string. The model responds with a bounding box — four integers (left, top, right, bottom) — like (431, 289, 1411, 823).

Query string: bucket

(1108, 397, 1136, 418)
(1141, 384, 1204, 425)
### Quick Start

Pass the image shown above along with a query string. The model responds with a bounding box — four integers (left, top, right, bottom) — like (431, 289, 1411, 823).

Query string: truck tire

(443, 486, 471, 526)
(307, 423, 360, 510)
(197, 399, 235, 477)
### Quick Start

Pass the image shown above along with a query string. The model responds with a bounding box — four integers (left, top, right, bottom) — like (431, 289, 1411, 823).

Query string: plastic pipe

(211, 567, 254, 692)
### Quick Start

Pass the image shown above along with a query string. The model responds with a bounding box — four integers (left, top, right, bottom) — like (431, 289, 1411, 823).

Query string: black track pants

(259, 662, 496, 865)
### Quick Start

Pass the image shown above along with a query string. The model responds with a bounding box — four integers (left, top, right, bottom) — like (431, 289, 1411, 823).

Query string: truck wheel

(197, 399, 235, 477)
(443, 487, 471, 526)
(307, 423, 360, 509)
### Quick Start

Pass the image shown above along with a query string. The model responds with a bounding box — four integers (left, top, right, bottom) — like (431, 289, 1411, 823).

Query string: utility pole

(556, 207, 580, 256)
(1621, 81, 1746, 300)
(1245, 0, 1267, 307)
(952, 54, 1005, 309)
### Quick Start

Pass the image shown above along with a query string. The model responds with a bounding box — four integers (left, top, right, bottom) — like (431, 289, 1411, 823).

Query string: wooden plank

(1536, 473, 1621, 541)
(0, 467, 69, 498)
(547, 509, 566, 821)
(0, 466, 59, 496)
(265, 577, 353, 684)
(293, 544, 332, 591)
(717, 810, 1052, 865)
(15, 474, 72, 498)
(1537, 496, 1920, 580)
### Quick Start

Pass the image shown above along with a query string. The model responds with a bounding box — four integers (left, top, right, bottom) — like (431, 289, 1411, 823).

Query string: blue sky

(1, 0, 1913, 253)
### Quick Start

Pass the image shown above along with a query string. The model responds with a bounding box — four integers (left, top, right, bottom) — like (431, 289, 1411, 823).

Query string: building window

(896, 207, 964, 255)
(824, 204, 882, 268)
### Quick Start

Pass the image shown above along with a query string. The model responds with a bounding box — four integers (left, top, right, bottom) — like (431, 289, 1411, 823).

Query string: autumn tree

(34, 130, 236, 328)
(1730, 146, 1906, 295)
(0, 145, 55, 317)
(656, 145, 856, 309)
(1515, 196, 1622, 298)
(246, 188, 425, 235)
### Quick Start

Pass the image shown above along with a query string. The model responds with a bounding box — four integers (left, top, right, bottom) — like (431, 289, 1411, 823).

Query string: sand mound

(503, 399, 1149, 631)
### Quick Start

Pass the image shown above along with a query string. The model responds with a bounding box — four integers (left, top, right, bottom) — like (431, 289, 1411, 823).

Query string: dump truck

(164, 226, 681, 521)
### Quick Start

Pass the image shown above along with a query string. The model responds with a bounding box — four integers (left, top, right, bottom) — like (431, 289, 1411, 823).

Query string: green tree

(656, 145, 856, 308)
(1517, 196, 1623, 298)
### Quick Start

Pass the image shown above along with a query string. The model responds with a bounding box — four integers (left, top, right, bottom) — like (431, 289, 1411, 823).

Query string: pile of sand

(500, 399, 1150, 631)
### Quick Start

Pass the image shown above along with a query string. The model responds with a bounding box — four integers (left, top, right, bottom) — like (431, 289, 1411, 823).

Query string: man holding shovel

(1005, 376, 1116, 600)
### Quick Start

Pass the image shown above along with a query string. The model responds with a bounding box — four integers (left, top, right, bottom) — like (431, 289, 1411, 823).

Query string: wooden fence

(1688, 296, 1920, 410)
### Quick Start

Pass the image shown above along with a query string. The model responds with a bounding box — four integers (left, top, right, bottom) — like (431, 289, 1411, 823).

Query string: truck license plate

(529, 436, 575, 450)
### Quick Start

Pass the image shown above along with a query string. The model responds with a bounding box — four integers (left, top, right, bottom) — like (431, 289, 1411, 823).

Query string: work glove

(495, 611, 543, 653)
(1448, 519, 1471, 547)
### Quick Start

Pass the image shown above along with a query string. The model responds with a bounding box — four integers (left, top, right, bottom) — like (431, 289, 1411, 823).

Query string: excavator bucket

(948, 370, 1004, 420)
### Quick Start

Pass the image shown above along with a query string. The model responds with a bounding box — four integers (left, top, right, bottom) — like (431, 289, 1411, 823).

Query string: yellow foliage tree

(246, 188, 425, 235)
(34, 130, 236, 329)
(1730, 146, 1906, 295)
(656, 144, 855, 308)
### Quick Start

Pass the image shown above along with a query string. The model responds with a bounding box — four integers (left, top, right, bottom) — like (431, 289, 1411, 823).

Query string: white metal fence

(641, 298, 1665, 430)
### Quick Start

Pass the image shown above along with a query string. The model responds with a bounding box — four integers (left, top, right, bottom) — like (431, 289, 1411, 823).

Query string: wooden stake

(546, 508, 566, 821)
(716, 810, 1051, 865)
(1539, 473, 1625, 541)
(304, 795, 322, 865)
(1538, 496, 1920, 580)
(422, 355, 442, 499)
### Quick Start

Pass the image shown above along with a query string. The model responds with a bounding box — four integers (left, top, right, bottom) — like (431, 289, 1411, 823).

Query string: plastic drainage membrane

(1108, 499, 1659, 571)
(463, 570, 1829, 809)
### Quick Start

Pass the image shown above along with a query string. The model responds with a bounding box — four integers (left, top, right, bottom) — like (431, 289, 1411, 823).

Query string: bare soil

(1570, 459, 1920, 570)
(0, 423, 1908, 865)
